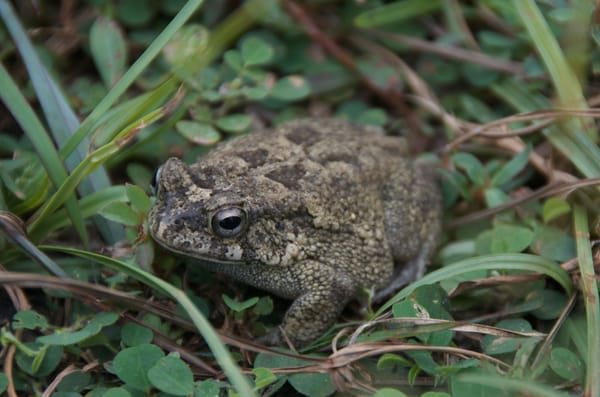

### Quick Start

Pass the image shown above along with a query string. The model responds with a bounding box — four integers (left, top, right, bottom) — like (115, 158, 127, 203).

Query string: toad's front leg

(263, 261, 358, 347)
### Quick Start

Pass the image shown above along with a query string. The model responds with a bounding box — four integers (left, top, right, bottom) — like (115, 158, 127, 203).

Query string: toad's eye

(150, 166, 162, 195)
(210, 207, 248, 238)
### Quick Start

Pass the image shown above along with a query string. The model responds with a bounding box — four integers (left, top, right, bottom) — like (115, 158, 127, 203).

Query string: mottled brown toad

(148, 118, 442, 347)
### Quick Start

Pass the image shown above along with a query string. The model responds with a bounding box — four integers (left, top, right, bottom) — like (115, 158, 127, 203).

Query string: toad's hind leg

(261, 261, 357, 348)
(375, 160, 442, 301)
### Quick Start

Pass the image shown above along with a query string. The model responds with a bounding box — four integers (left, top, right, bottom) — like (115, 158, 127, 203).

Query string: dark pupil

(219, 216, 241, 230)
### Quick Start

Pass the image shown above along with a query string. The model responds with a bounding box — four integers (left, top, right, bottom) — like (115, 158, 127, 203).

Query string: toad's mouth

(150, 227, 247, 266)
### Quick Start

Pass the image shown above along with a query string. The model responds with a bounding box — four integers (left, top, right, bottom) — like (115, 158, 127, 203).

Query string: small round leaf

(175, 120, 221, 145)
(215, 114, 252, 134)
(100, 202, 140, 227)
(101, 388, 131, 397)
(241, 37, 274, 66)
(0, 373, 8, 393)
(113, 344, 164, 391)
(148, 355, 194, 396)
(15, 343, 63, 376)
(372, 388, 408, 397)
(270, 76, 311, 101)
(542, 197, 571, 223)
(90, 17, 127, 87)
(550, 347, 584, 381)
(121, 322, 153, 347)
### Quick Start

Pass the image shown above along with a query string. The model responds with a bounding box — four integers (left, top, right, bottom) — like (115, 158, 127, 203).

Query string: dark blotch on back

(285, 126, 322, 146)
(316, 152, 359, 167)
(236, 148, 269, 168)
(266, 164, 306, 190)
(190, 165, 221, 189)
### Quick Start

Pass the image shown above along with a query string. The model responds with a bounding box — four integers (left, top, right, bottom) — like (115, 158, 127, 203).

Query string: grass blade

(0, 0, 123, 243)
(512, 0, 600, 178)
(28, 186, 129, 242)
(354, 0, 443, 28)
(27, 106, 166, 237)
(0, 212, 68, 277)
(42, 245, 256, 397)
(60, 0, 205, 159)
(0, 63, 87, 245)
(573, 205, 600, 397)
(458, 372, 570, 397)
(375, 253, 573, 317)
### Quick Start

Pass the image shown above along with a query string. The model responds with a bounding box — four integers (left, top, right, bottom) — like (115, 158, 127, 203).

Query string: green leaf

(126, 184, 153, 215)
(355, 108, 388, 126)
(37, 312, 119, 345)
(377, 353, 412, 369)
(90, 17, 127, 87)
(479, 30, 517, 50)
(135, 239, 155, 272)
(550, 347, 584, 381)
(56, 371, 91, 393)
(530, 223, 576, 261)
(215, 114, 252, 134)
(101, 388, 131, 397)
(15, 343, 63, 376)
(289, 372, 336, 397)
(148, 354, 194, 396)
(12, 310, 48, 330)
(451, 368, 505, 397)
(459, 94, 497, 123)
(254, 353, 335, 397)
(372, 388, 408, 397)
(527, 289, 568, 320)
(406, 349, 439, 375)
(490, 146, 531, 187)
(175, 120, 222, 145)
(241, 36, 274, 66)
(410, 285, 453, 346)
(224, 49, 244, 71)
(162, 21, 212, 80)
(354, 0, 442, 28)
(194, 379, 221, 397)
(243, 85, 269, 100)
(270, 76, 311, 101)
(252, 367, 277, 390)
(121, 322, 154, 347)
(222, 294, 259, 312)
(439, 170, 469, 206)
(113, 344, 165, 391)
(452, 152, 486, 186)
(99, 202, 140, 227)
(489, 224, 534, 254)
(252, 296, 274, 316)
(481, 318, 533, 355)
(462, 63, 499, 88)
(126, 163, 154, 189)
(0, 373, 7, 394)
(542, 197, 571, 223)
(116, 0, 156, 27)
